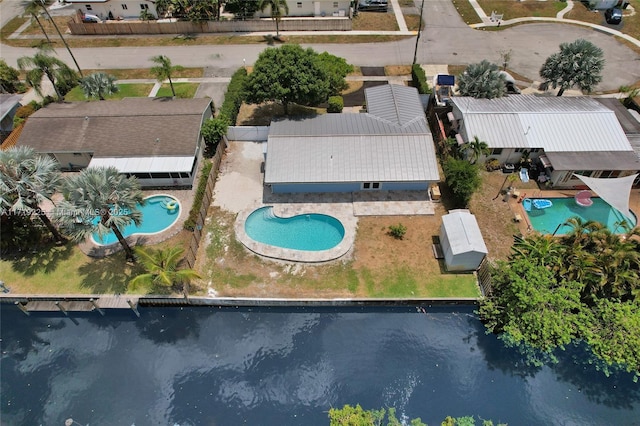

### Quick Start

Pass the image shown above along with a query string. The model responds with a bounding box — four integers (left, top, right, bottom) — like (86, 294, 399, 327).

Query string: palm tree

(0, 146, 66, 243)
(150, 55, 182, 97)
(539, 39, 604, 97)
(130, 246, 201, 295)
(79, 72, 119, 100)
(463, 136, 490, 164)
(54, 166, 144, 262)
(18, 46, 78, 101)
(457, 60, 506, 99)
(25, 0, 83, 77)
(511, 234, 564, 268)
(258, 0, 289, 39)
(24, 0, 52, 44)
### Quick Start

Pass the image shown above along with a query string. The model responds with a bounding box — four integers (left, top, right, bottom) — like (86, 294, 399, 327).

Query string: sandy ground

(212, 141, 265, 213)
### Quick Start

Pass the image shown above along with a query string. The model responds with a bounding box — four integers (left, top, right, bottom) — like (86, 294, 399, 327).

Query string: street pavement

(1, 0, 639, 91)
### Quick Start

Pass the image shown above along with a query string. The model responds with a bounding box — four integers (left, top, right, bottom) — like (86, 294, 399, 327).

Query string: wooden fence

(68, 17, 351, 35)
(183, 136, 228, 269)
(477, 258, 493, 297)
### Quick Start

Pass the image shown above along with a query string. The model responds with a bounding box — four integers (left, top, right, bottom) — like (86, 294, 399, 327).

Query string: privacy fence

(68, 18, 351, 35)
(183, 136, 228, 269)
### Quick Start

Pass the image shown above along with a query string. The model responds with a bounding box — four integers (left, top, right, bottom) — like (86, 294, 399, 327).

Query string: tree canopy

(480, 225, 640, 378)
(328, 405, 504, 426)
(442, 157, 481, 207)
(150, 55, 183, 97)
(245, 45, 351, 114)
(457, 60, 506, 99)
(0, 59, 23, 93)
(539, 39, 604, 96)
(18, 46, 78, 101)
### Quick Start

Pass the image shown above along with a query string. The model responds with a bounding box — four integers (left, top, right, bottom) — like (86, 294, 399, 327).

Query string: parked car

(358, 0, 388, 12)
(605, 8, 622, 24)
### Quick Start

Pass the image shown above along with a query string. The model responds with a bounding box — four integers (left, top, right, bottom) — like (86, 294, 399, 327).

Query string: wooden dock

(4, 295, 140, 315)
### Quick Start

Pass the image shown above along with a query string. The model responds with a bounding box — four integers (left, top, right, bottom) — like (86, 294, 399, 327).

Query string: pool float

(163, 198, 177, 211)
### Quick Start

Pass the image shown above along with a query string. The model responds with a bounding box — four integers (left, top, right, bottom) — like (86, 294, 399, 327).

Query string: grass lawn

(451, 0, 483, 25)
(477, 0, 565, 20)
(83, 68, 204, 80)
(156, 82, 199, 98)
(64, 83, 154, 101)
(352, 11, 399, 31)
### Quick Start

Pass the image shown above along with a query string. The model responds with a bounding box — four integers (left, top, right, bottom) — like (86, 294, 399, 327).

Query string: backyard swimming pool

(524, 197, 637, 235)
(244, 206, 345, 251)
(91, 195, 180, 245)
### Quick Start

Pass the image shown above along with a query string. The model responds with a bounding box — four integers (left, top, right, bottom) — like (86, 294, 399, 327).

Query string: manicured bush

(327, 95, 344, 113)
(183, 160, 213, 231)
(388, 223, 407, 240)
(219, 67, 247, 124)
(411, 64, 431, 94)
(201, 116, 230, 154)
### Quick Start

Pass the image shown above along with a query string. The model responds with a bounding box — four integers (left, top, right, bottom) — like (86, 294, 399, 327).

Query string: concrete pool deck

(214, 141, 437, 262)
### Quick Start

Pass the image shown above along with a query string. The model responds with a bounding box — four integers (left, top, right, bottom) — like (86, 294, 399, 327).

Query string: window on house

(574, 170, 592, 177)
(85, 5, 92, 10)
(151, 172, 171, 179)
(121, 4, 128, 9)
(297, 2, 302, 7)
(140, 3, 148, 10)
(599, 170, 621, 179)
(363, 182, 381, 190)
(489, 148, 503, 156)
(514, 148, 529, 153)
(333, 1, 339, 7)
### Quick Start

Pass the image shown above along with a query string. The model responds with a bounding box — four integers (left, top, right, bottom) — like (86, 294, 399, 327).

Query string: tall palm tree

(54, 166, 144, 262)
(0, 146, 66, 243)
(25, 0, 83, 76)
(130, 246, 201, 295)
(463, 136, 490, 164)
(150, 55, 182, 97)
(79, 72, 119, 100)
(18, 46, 78, 101)
(24, 0, 52, 44)
(258, 0, 289, 38)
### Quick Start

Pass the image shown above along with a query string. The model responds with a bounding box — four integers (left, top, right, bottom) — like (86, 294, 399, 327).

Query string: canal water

(1, 305, 638, 425)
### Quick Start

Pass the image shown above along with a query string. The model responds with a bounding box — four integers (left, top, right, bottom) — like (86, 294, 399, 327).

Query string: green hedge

(411, 64, 431, 94)
(327, 95, 344, 113)
(219, 67, 248, 124)
(183, 160, 213, 231)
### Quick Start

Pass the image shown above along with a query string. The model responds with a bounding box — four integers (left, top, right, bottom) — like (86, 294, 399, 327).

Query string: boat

(575, 190, 593, 207)
(532, 199, 553, 209)
(523, 198, 532, 212)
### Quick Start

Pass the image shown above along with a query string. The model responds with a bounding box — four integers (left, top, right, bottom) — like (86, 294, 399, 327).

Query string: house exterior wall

(54, 152, 93, 170)
(549, 169, 639, 189)
(270, 181, 430, 193)
(257, 0, 350, 17)
(0, 104, 19, 132)
(70, 0, 158, 20)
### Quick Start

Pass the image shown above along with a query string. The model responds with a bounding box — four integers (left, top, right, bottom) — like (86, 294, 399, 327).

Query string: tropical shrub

(219, 67, 247, 124)
(411, 63, 431, 94)
(388, 223, 407, 239)
(485, 158, 501, 171)
(327, 95, 344, 113)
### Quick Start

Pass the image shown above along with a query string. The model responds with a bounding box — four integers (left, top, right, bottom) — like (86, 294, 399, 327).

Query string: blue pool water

(524, 197, 637, 235)
(91, 195, 180, 245)
(244, 206, 345, 251)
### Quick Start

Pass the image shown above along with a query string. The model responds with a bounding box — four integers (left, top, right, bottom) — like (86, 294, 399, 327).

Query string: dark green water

(1, 305, 638, 425)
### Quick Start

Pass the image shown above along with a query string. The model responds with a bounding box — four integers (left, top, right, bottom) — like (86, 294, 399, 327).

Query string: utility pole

(412, 0, 426, 65)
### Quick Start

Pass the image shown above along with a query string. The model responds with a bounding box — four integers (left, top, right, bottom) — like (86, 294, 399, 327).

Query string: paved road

(1, 0, 639, 90)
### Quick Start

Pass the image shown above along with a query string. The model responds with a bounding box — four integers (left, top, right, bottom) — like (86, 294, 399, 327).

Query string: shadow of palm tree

(9, 242, 74, 277)
(240, 102, 320, 126)
(77, 251, 142, 294)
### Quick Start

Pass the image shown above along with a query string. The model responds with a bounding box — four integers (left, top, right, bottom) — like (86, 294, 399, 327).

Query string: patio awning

(574, 174, 638, 222)
(88, 156, 194, 173)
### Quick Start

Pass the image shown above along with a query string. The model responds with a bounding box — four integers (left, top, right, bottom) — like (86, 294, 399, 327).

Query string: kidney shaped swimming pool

(244, 206, 345, 251)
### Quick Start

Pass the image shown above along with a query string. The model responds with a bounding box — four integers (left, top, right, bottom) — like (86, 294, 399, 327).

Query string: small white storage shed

(439, 209, 488, 271)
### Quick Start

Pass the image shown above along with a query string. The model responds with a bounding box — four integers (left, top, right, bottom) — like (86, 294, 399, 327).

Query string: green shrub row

(183, 160, 213, 231)
(219, 67, 248, 124)
(411, 64, 431, 95)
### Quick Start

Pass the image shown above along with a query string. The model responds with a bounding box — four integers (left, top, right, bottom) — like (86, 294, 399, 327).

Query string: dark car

(605, 8, 622, 25)
(358, 0, 388, 12)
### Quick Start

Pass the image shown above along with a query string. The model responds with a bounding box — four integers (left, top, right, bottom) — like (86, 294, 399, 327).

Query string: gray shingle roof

(0, 94, 22, 120)
(18, 98, 212, 157)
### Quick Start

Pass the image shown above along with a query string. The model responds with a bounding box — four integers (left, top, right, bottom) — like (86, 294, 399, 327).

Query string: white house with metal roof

(450, 95, 640, 189)
(64, 0, 157, 20)
(264, 85, 440, 193)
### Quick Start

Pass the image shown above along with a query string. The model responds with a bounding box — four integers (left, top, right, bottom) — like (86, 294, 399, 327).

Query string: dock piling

(127, 299, 140, 317)
(90, 298, 105, 316)
(15, 301, 30, 316)
(55, 301, 69, 316)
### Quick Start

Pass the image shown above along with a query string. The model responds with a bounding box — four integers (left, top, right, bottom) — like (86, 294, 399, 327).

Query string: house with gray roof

(16, 97, 213, 188)
(264, 84, 440, 193)
(450, 95, 640, 189)
(0, 94, 22, 142)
